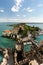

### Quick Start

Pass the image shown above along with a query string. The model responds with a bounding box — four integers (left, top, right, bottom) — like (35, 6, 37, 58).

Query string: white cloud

(37, 4, 43, 7)
(0, 9, 4, 13)
(23, 15, 26, 17)
(28, 9, 33, 12)
(21, 7, 34, 13)
(17, 14, 26, 17)
(0, 17, 43, 23)
(17, 15, 20, 16)
(27, 7, 30, 10)
(28, 17, 43, 22)
(0, 18, 19, 22)
(0, 18, 8, 22)
(11, 0, 24, 12)
(26, 7, 34, 12)
(11, 6, 19, 12)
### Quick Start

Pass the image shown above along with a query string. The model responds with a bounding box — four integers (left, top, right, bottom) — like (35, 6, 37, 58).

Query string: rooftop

(3, 30, 12, 33)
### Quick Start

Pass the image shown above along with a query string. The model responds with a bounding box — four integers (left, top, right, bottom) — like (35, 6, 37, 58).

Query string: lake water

(0, 22, 43, 62)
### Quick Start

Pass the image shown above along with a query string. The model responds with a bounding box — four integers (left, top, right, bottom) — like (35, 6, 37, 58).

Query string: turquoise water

(0, 22, 32, 50)
(0, 22, 16, 62)
(0, 22, 16, 49)
(35, 34, 43, 43)
(0, 23, 43, 62)
(0, 23, 43, 50)
(0, 53, 3, 63)
(0, 22, 43, 50)
(24, 45, 32, 52)
(28, 23, 43, 44)
(27, 23, 43, 29)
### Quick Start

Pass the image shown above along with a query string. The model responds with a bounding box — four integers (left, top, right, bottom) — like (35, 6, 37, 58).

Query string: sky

(0, 0, 43, 22)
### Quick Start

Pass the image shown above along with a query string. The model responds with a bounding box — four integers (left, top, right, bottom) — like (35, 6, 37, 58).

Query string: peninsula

(2, 23, 41, 40)
(0, 23, 43, 65)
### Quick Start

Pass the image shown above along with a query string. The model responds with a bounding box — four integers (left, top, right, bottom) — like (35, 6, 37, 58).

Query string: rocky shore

(2, 23, 41, 40)
(0, 39, 43, 65)
(1, 23, 43, 65)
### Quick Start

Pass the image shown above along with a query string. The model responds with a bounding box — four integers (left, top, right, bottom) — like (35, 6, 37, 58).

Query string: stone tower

(14, 39, 24, 64)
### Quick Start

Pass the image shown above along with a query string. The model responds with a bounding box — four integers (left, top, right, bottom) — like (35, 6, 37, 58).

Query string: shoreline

(0, 23, 43, 65)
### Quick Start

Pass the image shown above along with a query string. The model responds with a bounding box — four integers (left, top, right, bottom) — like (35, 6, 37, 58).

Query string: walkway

(7, 49, 14, 65)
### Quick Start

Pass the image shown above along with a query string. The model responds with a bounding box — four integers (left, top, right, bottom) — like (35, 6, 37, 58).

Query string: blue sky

(0, 0, 43, 22)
